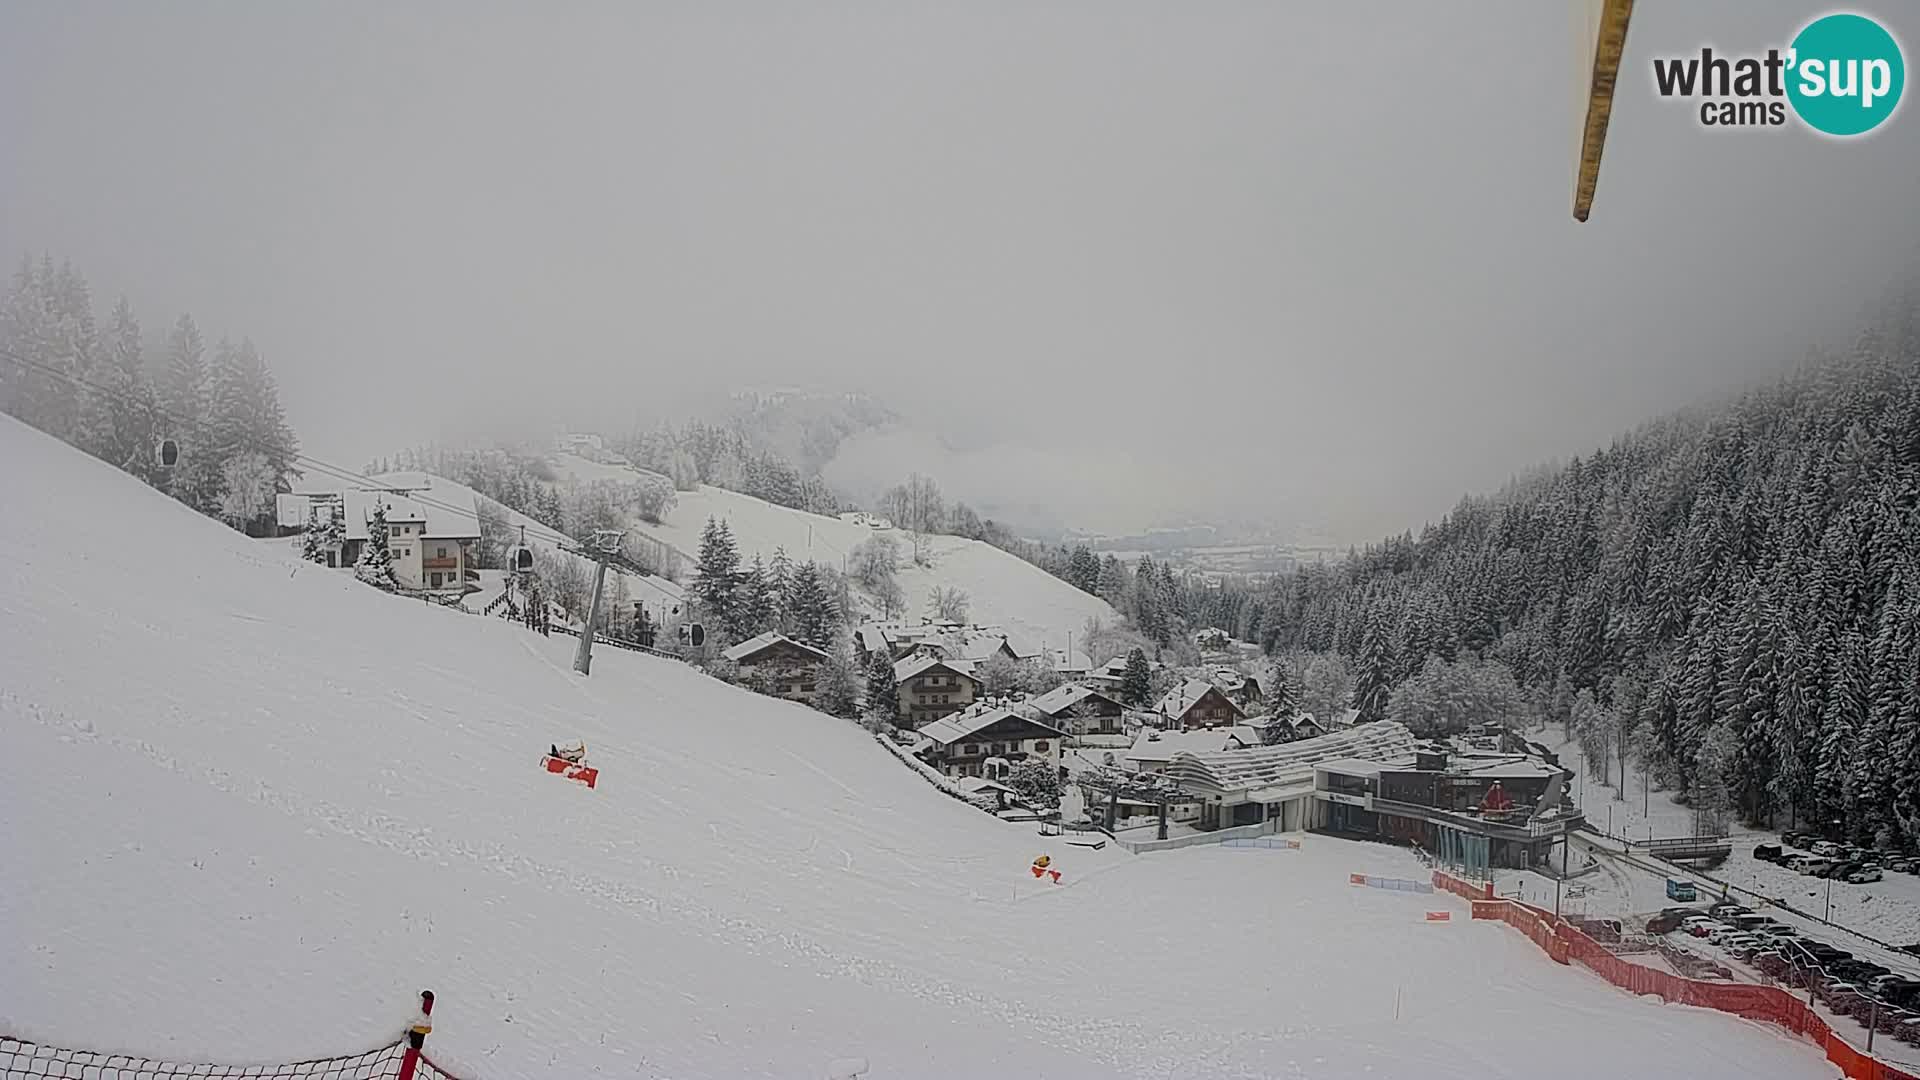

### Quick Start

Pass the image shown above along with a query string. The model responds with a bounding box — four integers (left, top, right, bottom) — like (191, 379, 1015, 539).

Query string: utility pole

(1554, 830, 1569, 919)
(565, 529, 650, 676)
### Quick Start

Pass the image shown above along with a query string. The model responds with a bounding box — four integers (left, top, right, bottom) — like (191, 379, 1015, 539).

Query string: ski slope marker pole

(398, 990, 435, 1080)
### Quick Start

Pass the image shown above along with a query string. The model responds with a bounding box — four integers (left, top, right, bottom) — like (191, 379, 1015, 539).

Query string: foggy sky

(3, 1, 1916, 542)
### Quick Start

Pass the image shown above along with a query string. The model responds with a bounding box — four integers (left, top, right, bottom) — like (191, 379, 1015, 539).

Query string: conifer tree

(355, 503, 396, 586)
(1119, 647, 1153, 706)
(692, 517, 740, 630)
(787, 562, 835, 649)
(866, 650, 899, 726)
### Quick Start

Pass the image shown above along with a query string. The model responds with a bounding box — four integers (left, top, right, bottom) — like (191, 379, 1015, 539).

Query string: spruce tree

(692, 517, 740, 631)
(787, 562, 834, 649)
(355, 503, 396, 586)
(302, 507, 324, 562)
(735, 555, 772, 638)
(866, 650, 899, 726)
(766, 546, 794, 632)
(813, 636, 862, 718)
(1119, 647, 1152, 706)
(1353, 608, 1395, 724)
(1266, 661, 1298, 719)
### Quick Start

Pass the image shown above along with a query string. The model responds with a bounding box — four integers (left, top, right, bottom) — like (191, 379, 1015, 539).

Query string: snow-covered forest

(1252, 278, 1920, 847)
(0, 255, 298, 535)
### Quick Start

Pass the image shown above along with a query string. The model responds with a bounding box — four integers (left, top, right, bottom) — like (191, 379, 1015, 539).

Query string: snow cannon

(542, 742, 598, 789)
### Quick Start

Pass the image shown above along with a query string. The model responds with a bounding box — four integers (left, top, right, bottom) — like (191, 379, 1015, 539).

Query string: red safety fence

(1449, 893, 1920, 1080)
(1431, 869, 1494, 901)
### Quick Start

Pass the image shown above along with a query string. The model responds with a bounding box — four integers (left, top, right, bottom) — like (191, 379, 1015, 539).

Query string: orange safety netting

(1450, 896, 1920, 1080)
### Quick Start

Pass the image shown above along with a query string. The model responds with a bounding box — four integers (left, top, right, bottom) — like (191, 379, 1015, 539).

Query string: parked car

(1868, 974, 1917, 996)
(1682, 917, 1724, 938)
(1847, 866, 1884, 884)
(1784, 854, 1815, 872)
(1781, 831, 1806, 848)
(1753, 843, 1784, 863)
(1814, 840, 1844, 858)
(1880, 980, 1920, 1008)
(1647, 908, 1700, 935)
(1884, 856, 1917, 874)
(1710, 901, 1750, 920)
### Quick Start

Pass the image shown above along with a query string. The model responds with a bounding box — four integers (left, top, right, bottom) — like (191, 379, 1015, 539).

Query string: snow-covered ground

(550, 457, 1120, 654)
(0, 416, 1842, 1079)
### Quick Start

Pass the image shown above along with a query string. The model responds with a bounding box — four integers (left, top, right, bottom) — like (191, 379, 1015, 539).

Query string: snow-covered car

(1846, 866, 1884, 884)
(1707, 926, 1750, 946)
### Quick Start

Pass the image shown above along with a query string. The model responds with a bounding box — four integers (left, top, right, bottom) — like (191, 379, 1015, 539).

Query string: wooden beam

(1573, 0, 1635, 222)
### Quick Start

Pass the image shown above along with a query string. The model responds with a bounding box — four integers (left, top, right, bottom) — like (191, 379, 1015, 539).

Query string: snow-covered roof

(1157, 678, 1244, 722)
(1051, 647, 1094, 674)
(279, 485, 480, 541)
(854, 626, 892, 654)
(1027, 683, 1121, 717)
(722, 631, 829, 665)
(1126, 727, 1238, 764)
(1164, 721, 1420, 797)
(1225, 724, 1265, 748)
(919, 707, 1063, 747)
(956, 776, 1015, 796)
(998, 631, 1045, 660)
(1313, 757, 1389, 779)
(892, 654, 976, 683)
(1450, 757, 1566, 781)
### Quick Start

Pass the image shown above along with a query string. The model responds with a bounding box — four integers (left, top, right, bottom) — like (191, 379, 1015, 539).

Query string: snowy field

(0, 417, 1840, 1079)
(551, 456, 1120, 653)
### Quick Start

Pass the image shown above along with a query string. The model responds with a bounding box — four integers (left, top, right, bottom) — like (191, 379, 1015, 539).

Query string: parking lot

(1659, 901, 1920, 1063)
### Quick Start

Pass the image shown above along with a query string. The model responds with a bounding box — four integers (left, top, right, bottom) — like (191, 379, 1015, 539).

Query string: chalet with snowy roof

(1026, 683, 1126, 737)
(277, 486, 480, 593)
(892, 654, 979, 729)
(1124, 725, 1263, 773)
(722, 632, 832, 704)
(1156, 678, 1245, 730)
(1208, 667, 1264, 711)
(1085, 653, 1162, 692)
(915, 705, 1065, 779)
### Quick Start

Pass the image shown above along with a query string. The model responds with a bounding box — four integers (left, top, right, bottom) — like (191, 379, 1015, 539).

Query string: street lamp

(1823, 818, 1841, 923)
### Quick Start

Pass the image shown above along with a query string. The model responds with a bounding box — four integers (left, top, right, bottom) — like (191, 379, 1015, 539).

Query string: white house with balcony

(278, 485, 480, 593)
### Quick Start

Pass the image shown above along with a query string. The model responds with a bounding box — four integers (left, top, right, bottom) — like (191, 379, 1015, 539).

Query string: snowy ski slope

(552, 452, 1118, 653)
(0, 416, 1836, 1079)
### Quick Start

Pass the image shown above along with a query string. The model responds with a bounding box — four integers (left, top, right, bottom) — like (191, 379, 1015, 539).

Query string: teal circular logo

(1787, 13, 1905, 136)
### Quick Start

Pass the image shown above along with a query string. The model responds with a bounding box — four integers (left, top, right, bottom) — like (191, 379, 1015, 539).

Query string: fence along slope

(1430, 870, 1920, 1080)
